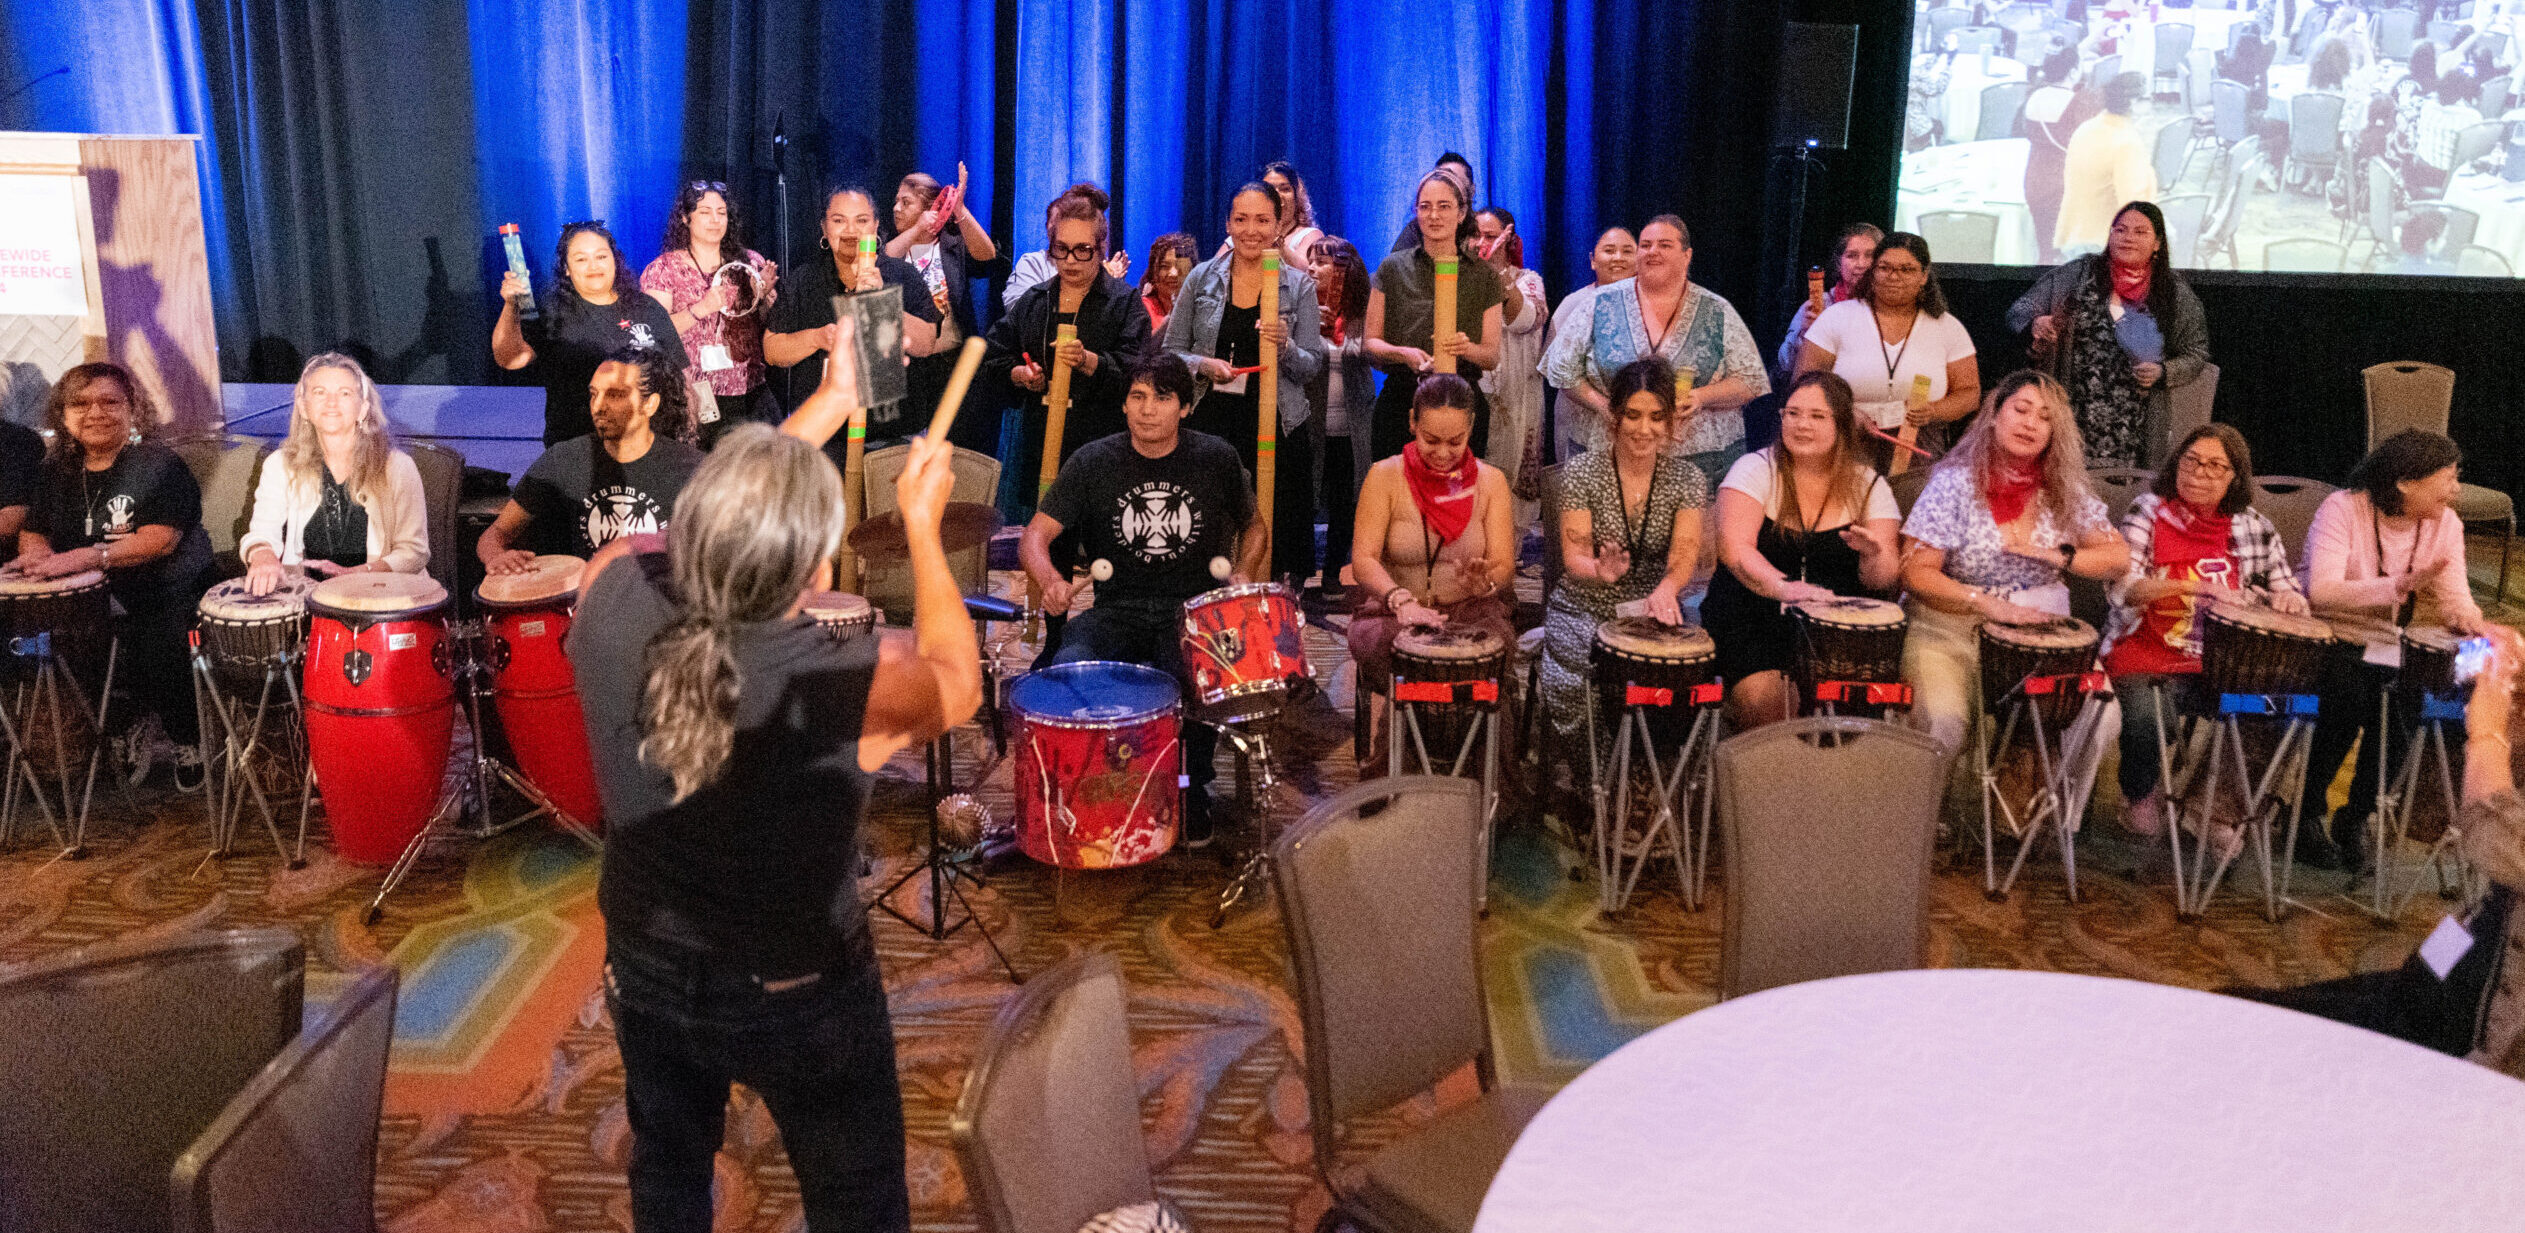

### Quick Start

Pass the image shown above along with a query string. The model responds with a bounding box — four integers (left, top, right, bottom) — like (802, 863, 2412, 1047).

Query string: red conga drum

(478, 555, 604, 829)
(303, 573, 456, 863)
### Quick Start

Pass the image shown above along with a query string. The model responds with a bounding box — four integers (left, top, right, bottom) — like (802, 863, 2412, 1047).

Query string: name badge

(699, 344, 735, 372)
(2420, 914, 2475, 980)
(2362, 640, 2403, 669)
(1214, 370, 1250, 396)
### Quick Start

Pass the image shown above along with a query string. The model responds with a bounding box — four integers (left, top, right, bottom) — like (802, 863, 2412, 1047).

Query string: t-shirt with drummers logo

(25, 441, 214, 600)
(511, 434, 703, 560)
(1036, 429, 1255, 607)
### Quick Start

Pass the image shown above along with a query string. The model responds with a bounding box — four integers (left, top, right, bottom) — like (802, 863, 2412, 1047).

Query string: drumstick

(1807, 266, 1826, 317)
(1430, 256, 1458, 374)
(1256, 251, 1280, 551)
(837, 401, 867, 591)
(1864, 418, 1936, 462)
(1891, 374, 1933, 476)
(923, 336, 988, 444)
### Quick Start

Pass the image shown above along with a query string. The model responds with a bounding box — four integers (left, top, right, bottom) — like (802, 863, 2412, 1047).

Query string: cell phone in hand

(2452, 636, 2496, 686)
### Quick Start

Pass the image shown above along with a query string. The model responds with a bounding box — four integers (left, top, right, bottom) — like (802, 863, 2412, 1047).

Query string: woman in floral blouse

(642, 180, 778, 444)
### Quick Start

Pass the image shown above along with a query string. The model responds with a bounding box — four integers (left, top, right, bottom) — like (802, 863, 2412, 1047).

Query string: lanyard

(1875, 307, 1918, 400)
(1636, 286, 1685, 354)
(1612, 456, 1662, 563)
(2372, 504, 2423, 628)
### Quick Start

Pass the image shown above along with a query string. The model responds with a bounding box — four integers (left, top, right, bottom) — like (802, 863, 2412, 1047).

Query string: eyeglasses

(1871, 263, 1926, 279)
(688, 180, 728, 193)
(1049, 242, 1102, 262)
(2176, 454, 2235, 477)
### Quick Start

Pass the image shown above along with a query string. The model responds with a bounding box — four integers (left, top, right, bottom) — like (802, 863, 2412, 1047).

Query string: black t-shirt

(1037, 429, 1256, 606)
(768, 253, 945, 430)
(26, 442, 214, 601)
(511, 435, 704, 559)
(522, 292, 685, 445)
(300, 468, 369, 568)
(569, 551, 879, 976)
(0, 421, 43, 565)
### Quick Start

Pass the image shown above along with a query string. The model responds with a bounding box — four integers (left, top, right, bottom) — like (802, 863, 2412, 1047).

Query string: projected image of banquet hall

(1897, 0, 2525, 275)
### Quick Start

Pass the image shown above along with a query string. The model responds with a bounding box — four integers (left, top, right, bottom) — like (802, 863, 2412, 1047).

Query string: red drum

(1008, 662, 1182, 868)
(478, 555, 603, 829)
(1179, 582, 1311, 723)
(303, 574, 455, 863)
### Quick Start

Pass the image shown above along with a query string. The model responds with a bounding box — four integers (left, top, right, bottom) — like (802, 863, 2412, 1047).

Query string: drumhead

(1183, 581, 1295, 612)
(0, 569, 105, 597)
(1593, 616, 1717, 660)
(802, 590, 873, 624)
(1394, 626, 1505, 660)
(477, 555, 586, 608)
(199, 576, 313, 621)
(311, 572, 449, 616)
(2203, 598, 2331, 644)
(1009, 661, 1181, 728)
(1981, 617, 2097, 651)
(1791, 596, 1906, 629)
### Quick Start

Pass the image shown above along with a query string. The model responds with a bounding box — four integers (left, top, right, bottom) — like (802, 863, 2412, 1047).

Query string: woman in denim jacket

(1164, 180, 1327, 581)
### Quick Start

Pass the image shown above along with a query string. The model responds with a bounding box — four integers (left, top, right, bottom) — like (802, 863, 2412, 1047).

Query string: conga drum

(478, 555, 603, 829)
(802, 591, 876, 642)
(196, 574, 316, 691)
(1392, 625, 1509, 759)
(0, 570, 110, 681)
(1977, 617, 2101, 730)
(1789, 596, 1910, 712)
(1590, 616, 1719, 744)
(1008, 662, 1182, 868)
(1179, 582, 1311, 723)
(304, 574, 455, 863)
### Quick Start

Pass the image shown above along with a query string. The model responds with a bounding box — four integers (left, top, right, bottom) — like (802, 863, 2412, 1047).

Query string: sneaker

(123, 716, 169, 785)
(1182, 787, 1215, 849)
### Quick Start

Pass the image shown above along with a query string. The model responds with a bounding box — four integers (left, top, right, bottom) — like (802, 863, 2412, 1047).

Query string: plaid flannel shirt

(2100, 492, 2303, 660)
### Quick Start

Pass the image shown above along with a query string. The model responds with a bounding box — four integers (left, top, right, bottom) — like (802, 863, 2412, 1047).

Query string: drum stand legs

(1974, 690, 2109, 903)
(190, 652, 312, 868)
(873, 733, 1020, 984)
(2157, 693, 2316, 921)
(1390, 676, 1502, 914)
(365, 628, 601, 923)
(2359, 704, 2474, 924)
(1583, 697, 1719, 914)
(0, 638, 116, 860)
(1212, 721, 1282, 927)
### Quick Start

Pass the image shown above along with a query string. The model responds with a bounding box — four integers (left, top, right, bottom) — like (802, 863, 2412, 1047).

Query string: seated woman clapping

(1699, 371, 1901, 729)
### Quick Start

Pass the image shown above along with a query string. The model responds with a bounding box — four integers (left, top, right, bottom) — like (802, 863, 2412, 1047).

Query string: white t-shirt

(1719, 450, 1900, 527)
(1801, 299, 1977, 431)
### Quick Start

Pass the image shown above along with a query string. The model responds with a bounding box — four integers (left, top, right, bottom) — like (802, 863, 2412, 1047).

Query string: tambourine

(707, 259, 765, 318)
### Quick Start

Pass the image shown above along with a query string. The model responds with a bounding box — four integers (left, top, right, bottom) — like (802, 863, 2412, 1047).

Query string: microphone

(965, 594, 1023, 623)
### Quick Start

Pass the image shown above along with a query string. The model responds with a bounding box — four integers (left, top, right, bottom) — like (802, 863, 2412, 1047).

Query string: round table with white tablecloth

(1897, 137, 2038, 264)
(2439, 170, 2525, 274)
(1923, 51, 2030, 144)
(2132, 9, 2254, 78)
(1473, 969, 2525, 1233)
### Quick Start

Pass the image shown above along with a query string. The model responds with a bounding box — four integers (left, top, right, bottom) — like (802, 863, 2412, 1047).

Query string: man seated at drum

(2099, 424, 2308, 840)
(1538, 357, 1707, 745)
(1347, 373, 1516, 763)
(479, 346, 704, 574)
(9, 362, 216, 784)
(1020, 350, 1266, 847)
(1701, 371, 1901, 730)
(1899, 370, 2127, 788)
(239, 353, 430, 595)
(2294, 429, 2496, 873)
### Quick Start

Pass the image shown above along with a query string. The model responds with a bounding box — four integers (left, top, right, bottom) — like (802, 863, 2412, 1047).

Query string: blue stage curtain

(466, 0, 687, 296)
(1011, 0, 1113, 260)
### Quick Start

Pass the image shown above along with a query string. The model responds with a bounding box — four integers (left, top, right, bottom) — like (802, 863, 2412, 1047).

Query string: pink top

(2300, 489, 2482, 626)
(638, 248, 770, 397)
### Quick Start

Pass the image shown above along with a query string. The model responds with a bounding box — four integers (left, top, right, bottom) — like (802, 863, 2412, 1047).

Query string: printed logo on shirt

(1115, 481, 1204, 565)
(626, 323, 659, 351)
(583, 485, 667, 549)
(102, 494, 136, 535)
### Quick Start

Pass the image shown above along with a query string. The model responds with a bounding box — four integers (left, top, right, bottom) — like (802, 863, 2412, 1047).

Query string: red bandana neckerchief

(1985, 458, 2043, 528)
(1403, 440, 1477, 545)
(2110, 257, 2152, 305)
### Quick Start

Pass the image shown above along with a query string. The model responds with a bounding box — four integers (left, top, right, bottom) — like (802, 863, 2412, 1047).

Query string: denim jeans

(604, 936, 910, 1233)
(1052, 600, 1217, 791)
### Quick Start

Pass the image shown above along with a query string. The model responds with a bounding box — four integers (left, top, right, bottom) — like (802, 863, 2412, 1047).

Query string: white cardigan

(238, 449, 430, 574)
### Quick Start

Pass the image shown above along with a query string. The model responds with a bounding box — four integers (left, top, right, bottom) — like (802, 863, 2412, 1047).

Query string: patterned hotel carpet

(1, 586, 2506, 1231)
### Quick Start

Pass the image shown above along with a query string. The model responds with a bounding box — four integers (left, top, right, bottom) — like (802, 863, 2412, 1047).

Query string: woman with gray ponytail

(566, 325, 978, 1232)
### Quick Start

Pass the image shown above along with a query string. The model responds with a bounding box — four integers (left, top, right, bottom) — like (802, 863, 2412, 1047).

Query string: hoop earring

(820, 236, 831, 251)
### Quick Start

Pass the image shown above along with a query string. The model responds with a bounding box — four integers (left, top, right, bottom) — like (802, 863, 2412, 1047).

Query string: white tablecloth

(1897, 138, 2038, 264)
(2441, 170, 2525, 274)
(1927, 53, 2030, 144)
(1475, 969, 2525, 1233)
(2132, 9, 2254, 74)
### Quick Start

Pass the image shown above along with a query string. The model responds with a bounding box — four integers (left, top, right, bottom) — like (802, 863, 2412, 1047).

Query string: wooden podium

(0, 133, 221, 433)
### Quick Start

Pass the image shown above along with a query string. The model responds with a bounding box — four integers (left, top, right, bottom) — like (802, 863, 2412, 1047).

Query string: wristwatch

(2057, 541, 2077, 570)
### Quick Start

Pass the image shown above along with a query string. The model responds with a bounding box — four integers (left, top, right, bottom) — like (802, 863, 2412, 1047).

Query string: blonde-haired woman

(1899, 369, 2128, 762)
(240, 354, 429, 595)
